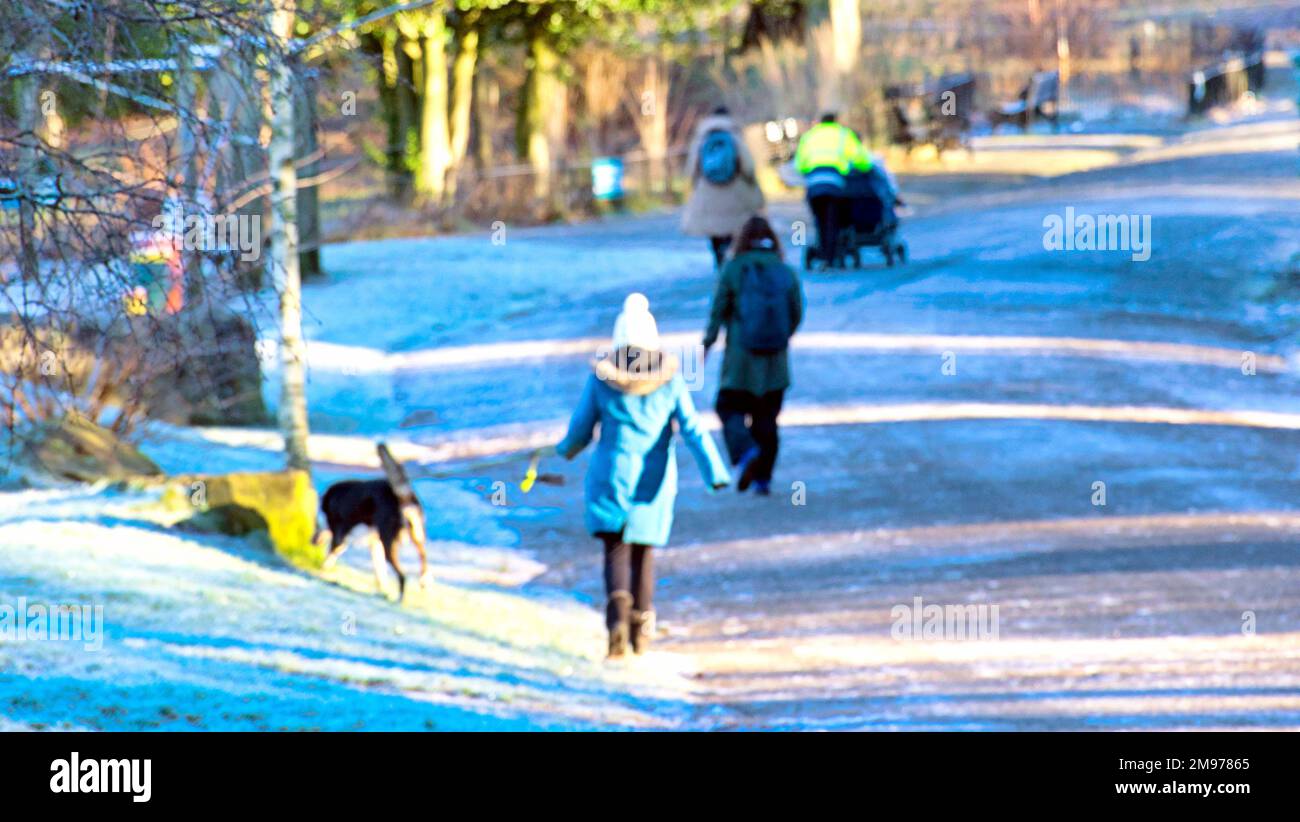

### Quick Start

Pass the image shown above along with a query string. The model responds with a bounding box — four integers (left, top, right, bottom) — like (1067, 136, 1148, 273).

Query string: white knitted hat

(611, 293, 660, 351)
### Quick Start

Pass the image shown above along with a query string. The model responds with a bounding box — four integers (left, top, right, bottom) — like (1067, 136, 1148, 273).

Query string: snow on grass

(310, 222, 704, 353)
(0, 487, 695, 730)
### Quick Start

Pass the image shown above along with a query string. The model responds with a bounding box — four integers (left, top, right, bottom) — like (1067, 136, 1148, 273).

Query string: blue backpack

(737, 256, 794, 354)
(698, 129, 739, 185)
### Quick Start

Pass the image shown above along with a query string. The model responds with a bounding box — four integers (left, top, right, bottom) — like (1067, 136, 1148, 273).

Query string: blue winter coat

(557, 351, 731, 547)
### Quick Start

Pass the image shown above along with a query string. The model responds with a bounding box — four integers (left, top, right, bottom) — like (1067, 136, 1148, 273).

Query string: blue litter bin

(591, 157, 625, 202)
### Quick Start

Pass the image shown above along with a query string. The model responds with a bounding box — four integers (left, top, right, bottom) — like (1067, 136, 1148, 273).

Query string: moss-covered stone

(164, 471, 321, 569)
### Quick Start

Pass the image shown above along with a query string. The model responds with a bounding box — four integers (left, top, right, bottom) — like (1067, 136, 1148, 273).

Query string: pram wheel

(834, 229, 856, 271)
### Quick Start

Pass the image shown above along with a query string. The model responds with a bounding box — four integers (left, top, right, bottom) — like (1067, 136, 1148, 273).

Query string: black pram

(803, 166, 908, 270)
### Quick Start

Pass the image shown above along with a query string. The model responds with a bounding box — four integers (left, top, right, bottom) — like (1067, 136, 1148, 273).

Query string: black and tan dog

(314, 445, 429, 598)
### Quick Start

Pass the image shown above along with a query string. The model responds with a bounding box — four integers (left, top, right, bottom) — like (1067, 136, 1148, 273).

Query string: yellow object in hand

(520, 450, 541, 493)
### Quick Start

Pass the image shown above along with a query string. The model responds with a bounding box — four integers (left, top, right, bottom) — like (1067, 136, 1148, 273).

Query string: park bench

(988, 70, 1059, 132)
(1187, 52, 1266, 115)
(885, 73, 976, 154)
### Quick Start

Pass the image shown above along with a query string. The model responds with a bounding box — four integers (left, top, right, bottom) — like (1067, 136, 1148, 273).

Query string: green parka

(702, 249, 805, 396)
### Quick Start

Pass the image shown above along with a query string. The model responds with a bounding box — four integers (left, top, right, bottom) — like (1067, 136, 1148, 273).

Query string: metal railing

(452, 147, 689, 222)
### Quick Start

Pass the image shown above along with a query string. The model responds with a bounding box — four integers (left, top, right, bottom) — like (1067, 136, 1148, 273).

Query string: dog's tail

(377, 442, 417, 503)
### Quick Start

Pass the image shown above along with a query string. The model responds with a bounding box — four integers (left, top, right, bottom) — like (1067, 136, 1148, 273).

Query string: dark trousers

(716, 388, 785, 483)
(709, 235, 732, 268)
(598, 532, 654, 629)
(807, 193, 841, 264)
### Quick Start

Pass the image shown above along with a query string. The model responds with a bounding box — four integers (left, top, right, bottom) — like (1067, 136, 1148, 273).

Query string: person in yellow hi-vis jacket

(794, 112, 872, 267)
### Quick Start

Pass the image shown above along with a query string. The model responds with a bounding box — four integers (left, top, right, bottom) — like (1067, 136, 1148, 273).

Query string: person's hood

(695, 114, 741, 136)
(593, 346, 678, 396)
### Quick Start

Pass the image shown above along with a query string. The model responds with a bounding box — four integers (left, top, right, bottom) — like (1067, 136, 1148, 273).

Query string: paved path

(322, 114, 1300, 729)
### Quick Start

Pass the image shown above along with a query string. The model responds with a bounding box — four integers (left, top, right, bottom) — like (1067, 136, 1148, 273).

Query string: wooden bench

(989, 70, 1059, 132)
(886, 73, 976, 154)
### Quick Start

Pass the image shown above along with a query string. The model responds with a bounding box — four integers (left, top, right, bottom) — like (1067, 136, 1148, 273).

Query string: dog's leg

(416, 540, 431, 589)
(405, 507, 431, 589)
(321, 531, 346, 570)
(368, 533, 389, 597)
(383, 534, 406, 602)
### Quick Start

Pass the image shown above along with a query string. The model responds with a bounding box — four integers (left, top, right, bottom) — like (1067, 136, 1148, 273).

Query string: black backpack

(736, 256, 794, 354)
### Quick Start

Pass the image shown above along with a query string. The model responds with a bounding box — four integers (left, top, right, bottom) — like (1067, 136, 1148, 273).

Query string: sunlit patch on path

(159, 398, 1300, 475)
(775, 401, 1300, 431)
(663, 510, 1300, 571)
(296, 331, 1288, 375)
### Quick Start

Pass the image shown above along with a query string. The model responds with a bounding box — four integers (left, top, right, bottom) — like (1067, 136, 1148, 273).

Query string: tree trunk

(209, 44, 266, 290)
(633, 57, 668, 194)
(516, 24, 560, 215)
(543, 45, 569, 192)
(416, 13, 451, 204)
(370, 30, 403, 199)
(582, 49, 626, 158)
(394, 34, 419, 202)
(97, 0, 121, 116)
(15, 73, 41, 283)
(828, 0, 861, 111)
(473, 71, 497, 170)
(265, 0, 310, 472)
(828, 0, 861, 75)
(176, 46, 204, 300)
(1055, 0, 1071, 112)
(295, 69, 323, 281)
(446, 21, 479, 200)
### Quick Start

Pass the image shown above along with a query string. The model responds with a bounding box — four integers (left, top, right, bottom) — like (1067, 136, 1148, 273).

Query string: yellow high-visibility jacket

(794, 122, 873, 175)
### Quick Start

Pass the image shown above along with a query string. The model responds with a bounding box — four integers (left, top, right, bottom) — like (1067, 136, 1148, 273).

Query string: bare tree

(0, 2, 294, 462)
(264, 0, 311, 471)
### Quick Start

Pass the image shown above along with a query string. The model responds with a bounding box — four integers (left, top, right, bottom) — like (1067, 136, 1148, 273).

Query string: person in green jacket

(702, 216, 805, 495)
(794, 111, 872, 266)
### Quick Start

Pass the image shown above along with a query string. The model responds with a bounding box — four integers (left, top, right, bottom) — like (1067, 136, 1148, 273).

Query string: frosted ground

(3, 100, 1300, 730)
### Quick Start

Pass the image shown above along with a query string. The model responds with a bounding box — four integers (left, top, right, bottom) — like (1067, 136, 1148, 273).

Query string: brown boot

(630, 609, 655, 654)
(606, 592, 633, 659)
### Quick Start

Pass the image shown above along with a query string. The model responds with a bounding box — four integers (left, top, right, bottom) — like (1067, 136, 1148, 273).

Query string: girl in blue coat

(558, 293, 731, 658)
